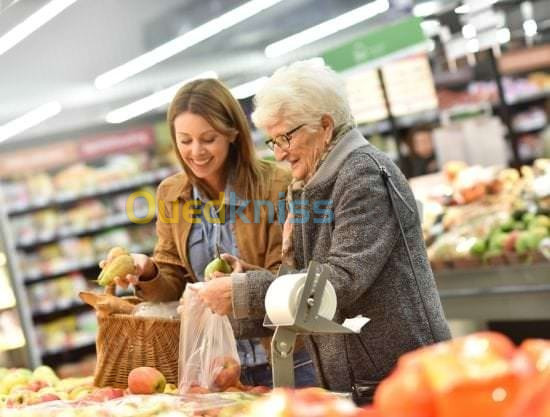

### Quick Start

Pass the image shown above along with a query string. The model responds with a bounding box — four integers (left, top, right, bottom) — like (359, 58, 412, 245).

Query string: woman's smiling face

(174, 111, 233, 184)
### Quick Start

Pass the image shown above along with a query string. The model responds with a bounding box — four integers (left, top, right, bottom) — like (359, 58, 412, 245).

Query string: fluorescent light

(466, 38, 479, 53)
(231, 77, 268, 99)
(454, 4, 469, 14)
(523, 19, 537, 37)
(421, 19, 441, 37)
(413, 1, 440, 17)
(105, 71, 218, 124)
(309, 57, 326, 67)
(95, 0, 282, 90)
(0, 101, 62, 143)
(264, 0, 389, 58)
(455, 0, 499, 15)
(0, 0, 77, 57)
(497, 27, 510, 44)
(462, 24, 477, 39)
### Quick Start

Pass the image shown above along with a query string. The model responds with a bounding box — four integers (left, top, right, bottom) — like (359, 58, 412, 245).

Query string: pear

(204, 257, 232, 280)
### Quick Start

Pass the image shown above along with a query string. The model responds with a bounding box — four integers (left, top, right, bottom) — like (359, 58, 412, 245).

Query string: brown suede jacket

(134, 164, 291, 301)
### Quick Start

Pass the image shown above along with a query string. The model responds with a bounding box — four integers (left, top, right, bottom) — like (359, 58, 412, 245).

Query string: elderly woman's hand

(196, 276, 233, 316)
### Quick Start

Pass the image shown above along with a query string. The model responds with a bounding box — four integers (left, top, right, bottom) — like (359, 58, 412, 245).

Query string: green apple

(31, 365, 59, 386)
(204, 257, 232, 280)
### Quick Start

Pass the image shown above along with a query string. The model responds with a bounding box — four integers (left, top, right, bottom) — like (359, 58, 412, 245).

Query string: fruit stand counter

(435, 262, 550, 321)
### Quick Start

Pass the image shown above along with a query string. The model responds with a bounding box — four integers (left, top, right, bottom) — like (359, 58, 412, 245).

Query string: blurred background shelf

(6, 167, 175, 217)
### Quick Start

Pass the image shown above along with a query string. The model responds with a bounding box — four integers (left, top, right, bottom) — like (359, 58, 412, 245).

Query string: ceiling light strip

(95, 0, 283, 90)
(264, 0, 389, 58)
(0, 0, 78, 57)
(231, 76, 269, 99)
(0, 101, 62, 143)
(105, 71, 218, 124)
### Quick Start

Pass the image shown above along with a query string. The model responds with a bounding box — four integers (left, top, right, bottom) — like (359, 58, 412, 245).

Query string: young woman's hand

(98, 251, 156, 290)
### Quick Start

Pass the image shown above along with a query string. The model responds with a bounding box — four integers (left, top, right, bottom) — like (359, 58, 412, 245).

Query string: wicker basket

(94, 313, 180, 388)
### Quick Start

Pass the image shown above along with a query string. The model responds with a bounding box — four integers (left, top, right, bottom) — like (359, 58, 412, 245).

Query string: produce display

(2, 333, 548, 416)
(415, 159, 550, 269)
(369, 332, 550, 417)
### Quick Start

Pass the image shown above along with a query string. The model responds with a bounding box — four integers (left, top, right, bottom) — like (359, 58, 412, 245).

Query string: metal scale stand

(264, 261, 356, 388)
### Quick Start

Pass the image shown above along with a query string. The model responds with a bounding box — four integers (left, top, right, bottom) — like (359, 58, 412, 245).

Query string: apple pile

(470, 212, 549, 261)
(219, 387, 368, 417)
(366, 332, 550, 417)
(0, 365, 125, 408)
(0, 365, 179, 409)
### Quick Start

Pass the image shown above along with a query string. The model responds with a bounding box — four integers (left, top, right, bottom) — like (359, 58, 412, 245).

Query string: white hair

(251, 59, 355, 131)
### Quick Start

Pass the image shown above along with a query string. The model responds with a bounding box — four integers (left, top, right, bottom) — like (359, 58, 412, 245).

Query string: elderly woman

(198, 60, 451, 401)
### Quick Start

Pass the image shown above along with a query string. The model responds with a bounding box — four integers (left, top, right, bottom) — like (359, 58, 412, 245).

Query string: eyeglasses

(265, 123, 306, 151)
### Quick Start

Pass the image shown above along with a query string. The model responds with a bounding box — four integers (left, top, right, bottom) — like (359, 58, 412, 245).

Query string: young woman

(101, 78, 315, 388)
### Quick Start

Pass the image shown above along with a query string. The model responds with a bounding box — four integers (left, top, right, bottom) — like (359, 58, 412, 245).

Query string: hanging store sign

(78, 127, 155, 160)
(0, 142, 79, 176)
(0, 127, 155, 177)
(323, 16, 427, 73)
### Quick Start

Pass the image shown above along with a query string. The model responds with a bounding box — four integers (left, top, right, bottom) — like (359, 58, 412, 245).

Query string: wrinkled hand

(195, 277, 233, 316)
(98, 250, 155, 290)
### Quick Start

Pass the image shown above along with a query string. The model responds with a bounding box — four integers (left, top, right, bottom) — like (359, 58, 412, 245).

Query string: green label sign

(323, 16, 426, 72)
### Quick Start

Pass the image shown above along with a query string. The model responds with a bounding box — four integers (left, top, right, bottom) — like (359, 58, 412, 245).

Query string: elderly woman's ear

(321, 114, 335, 144)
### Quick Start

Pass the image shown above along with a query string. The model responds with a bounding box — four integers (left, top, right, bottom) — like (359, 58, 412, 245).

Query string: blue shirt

(187, 183, 268, 367)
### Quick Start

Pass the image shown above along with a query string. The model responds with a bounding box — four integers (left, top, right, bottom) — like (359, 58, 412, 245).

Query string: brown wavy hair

(167, 78, 273, 200)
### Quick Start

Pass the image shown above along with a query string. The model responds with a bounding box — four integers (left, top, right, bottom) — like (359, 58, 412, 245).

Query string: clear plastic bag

(132, 301, 179, 319)
(178, 283, 241, 393)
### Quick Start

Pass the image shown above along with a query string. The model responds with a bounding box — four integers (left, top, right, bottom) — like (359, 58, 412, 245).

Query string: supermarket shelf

(514, 123, 547, 135)
(41, 337, 96, 365)
(24, 259, 101, 285)
(358, 120, 392, 136)
(6, 167, 176, 217)
(32, 301, 91, 324)
(506, 89, 550, 106)
(16, 210, 156, 249)
(358, 109, 440, 138)
(435, 262, 550, 321)
(24, 245, 154, 285)
(394, 109, 440, 128)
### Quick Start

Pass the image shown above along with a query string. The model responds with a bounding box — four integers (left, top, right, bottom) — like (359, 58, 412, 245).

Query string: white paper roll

(265, 273, 337, 326)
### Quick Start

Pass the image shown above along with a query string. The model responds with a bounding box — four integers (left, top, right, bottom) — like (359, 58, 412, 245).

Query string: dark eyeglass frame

(265, 123, 306, 151)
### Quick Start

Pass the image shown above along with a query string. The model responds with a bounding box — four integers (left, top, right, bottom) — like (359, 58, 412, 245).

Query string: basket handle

(105, 284, 116, 296)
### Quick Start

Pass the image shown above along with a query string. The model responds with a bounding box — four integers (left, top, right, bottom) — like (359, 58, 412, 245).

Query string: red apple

(188, 385, 210, 394)
(83, 387, 125, 402)
(519, 339, 550, 374)
(128, 367, 166, 395)
(504, 231, 519, 252)
(355, 406, 384, 417)
(508, 373, 550, 417)
(224, 386, 242, 392)
(247, 385, 271, 395)
(26, 380, 49, 392)
(211, 356, 240, 391)
(374, 369, 436, 417)
(37, 393, 60, 403)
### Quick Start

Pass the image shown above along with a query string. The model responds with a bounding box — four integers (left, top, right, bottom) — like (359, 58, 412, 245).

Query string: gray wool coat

(231, 128, 451, 392)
